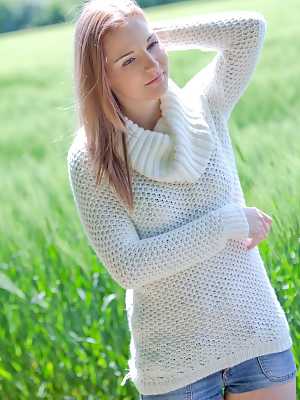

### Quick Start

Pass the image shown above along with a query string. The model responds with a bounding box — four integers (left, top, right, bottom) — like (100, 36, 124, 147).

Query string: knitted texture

(67, 11, 293, 396)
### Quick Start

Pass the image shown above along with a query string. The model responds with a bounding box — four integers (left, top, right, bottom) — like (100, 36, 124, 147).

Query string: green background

(0, 0, 299, 398)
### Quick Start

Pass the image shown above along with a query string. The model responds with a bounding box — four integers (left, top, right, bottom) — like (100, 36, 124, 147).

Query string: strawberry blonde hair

(73, 0, 146, 211)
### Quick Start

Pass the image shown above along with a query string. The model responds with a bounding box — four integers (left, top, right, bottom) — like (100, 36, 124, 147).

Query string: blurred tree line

(0, 0, 186, 34)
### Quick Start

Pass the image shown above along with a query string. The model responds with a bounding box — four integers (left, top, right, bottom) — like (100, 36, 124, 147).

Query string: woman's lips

(145, 72, 163, 85)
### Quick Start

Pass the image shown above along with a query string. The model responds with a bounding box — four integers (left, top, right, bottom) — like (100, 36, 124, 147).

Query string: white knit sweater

(67, 10, 293, 396)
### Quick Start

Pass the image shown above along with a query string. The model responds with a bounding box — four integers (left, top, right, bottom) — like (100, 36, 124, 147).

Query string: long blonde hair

(73, 0, 145, 211)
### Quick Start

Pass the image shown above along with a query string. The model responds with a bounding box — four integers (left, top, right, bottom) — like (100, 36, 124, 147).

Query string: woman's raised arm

(152, 11, 267, 120)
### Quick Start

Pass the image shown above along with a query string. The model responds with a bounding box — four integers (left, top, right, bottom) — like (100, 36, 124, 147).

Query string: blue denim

(139, 347, 297, 399)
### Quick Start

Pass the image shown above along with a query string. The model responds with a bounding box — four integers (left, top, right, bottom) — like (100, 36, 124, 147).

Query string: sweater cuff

(219, 203, 249, 240)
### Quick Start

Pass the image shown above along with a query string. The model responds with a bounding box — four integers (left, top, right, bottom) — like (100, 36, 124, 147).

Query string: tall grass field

(0, 0, 299, 398)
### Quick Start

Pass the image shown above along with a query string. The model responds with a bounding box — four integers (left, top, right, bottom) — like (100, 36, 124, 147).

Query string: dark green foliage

(0, 0, 191, 34)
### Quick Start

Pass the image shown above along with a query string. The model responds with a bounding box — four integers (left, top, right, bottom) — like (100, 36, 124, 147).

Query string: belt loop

(222, 367, 229, 382)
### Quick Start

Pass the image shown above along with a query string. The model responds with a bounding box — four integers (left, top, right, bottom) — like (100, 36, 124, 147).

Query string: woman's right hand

(243, 207, 273, 250)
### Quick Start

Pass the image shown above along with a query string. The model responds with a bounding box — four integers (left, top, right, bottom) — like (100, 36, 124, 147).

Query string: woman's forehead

(103, 16, 152, 63)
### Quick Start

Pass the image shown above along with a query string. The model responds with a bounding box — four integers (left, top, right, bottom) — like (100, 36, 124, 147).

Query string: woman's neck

(122, 98, 162, 131)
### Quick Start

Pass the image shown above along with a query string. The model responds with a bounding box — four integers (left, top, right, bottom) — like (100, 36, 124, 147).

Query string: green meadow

(0, 0, 299, 398)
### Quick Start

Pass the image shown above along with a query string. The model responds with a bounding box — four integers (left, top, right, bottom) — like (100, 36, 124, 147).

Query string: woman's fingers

(261, 216, 269, 235)
(245, 210, 272, 250)
(260, 211, 273, 224)
(246, 236, 260, 250)
(258, 211, 272, 234)
(246, 219, 270, 250)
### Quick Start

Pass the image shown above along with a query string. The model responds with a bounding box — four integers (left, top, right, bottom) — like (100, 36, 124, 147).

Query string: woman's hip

(139, 347, 297, 400)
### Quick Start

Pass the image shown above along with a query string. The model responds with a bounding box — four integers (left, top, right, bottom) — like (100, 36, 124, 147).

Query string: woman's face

(103, 14, 169, 107)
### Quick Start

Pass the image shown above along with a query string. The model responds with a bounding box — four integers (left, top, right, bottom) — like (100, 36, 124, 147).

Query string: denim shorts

(139, 347, 297, 399)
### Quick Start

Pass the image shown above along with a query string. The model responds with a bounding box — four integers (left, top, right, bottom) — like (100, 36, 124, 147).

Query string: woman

(67, 0, 297, 399)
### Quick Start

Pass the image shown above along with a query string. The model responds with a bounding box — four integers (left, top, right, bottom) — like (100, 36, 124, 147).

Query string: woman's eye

(122, 41, 159, 67)
(122, 57, 135, 67)
(148, 40, 159, 49)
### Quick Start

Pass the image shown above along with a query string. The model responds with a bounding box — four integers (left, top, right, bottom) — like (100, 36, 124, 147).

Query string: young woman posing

(67, 1, 297, 398)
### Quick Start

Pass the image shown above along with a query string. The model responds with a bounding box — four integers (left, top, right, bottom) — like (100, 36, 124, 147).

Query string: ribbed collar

(124, 78, 217, 183)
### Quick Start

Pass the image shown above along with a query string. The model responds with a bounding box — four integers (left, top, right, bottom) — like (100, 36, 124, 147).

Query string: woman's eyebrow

(113, 32, 155, 63)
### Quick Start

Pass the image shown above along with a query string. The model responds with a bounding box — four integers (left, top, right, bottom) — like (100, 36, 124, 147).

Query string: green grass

(0, 0, 299, 398)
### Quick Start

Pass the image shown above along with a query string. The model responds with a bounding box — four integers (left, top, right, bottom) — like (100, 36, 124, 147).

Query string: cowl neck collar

(124, 77, 217, 183)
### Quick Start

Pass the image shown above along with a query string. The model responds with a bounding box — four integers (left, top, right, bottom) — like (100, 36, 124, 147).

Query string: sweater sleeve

(152, 10, 267, 121)
(67, 142, 249, 290)
(219, 122, 247, 208)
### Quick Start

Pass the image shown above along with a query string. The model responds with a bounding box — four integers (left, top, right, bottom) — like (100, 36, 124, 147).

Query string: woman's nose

(144, 53, 160, 71)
